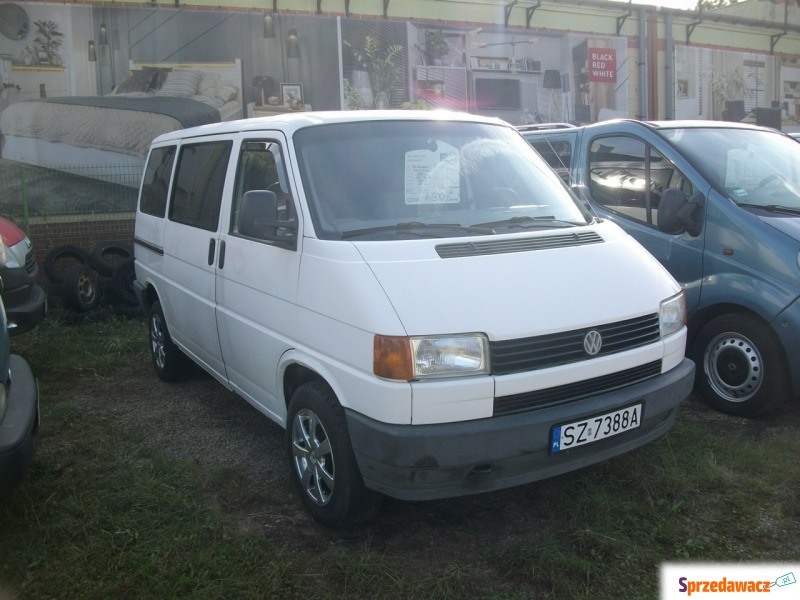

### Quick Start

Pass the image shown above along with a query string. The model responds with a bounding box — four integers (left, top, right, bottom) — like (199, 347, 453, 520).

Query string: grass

(2, 316, 799, 599)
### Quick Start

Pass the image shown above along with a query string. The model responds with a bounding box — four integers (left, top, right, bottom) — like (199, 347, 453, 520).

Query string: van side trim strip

(134, 237, 164, 256)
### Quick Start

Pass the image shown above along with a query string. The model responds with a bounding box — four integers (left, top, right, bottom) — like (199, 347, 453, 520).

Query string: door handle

(207, 238, 216, 266)
(218, 240, 226, 269)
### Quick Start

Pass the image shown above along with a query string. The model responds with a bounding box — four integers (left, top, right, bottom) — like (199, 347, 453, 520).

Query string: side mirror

(658, 189, 705, 237)
(238, 190, 297, 247)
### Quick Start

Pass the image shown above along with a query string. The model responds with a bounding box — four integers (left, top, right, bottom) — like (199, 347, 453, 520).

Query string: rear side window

(169, 141, 232, 231)
(139, 146, 176, 217)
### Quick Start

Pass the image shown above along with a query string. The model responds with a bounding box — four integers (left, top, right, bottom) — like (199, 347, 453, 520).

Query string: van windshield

(661, 127, 800, 213)
(293, 120, 591, 240)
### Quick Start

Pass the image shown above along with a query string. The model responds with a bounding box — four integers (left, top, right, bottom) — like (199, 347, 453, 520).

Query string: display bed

(0, 60, 243, 187)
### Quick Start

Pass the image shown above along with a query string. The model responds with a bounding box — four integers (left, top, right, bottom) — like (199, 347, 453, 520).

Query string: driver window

(231, 140, 294, 240)
(588, 136, 693, 228)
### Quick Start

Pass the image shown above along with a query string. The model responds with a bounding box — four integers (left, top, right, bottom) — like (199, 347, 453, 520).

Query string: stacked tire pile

(44, 242, 140, 320)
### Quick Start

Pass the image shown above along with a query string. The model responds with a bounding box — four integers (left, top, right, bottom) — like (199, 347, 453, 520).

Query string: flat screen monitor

(475, 78, 520, 110)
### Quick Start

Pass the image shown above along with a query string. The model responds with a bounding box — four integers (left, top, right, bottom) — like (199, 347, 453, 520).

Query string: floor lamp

(543, 69, 562, 122)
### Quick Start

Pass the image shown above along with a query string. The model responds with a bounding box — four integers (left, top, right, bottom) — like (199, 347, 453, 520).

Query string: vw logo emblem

(584, 330, 603, 356)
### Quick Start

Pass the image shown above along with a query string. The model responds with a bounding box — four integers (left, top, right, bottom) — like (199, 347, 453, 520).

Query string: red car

(0, 217, 46, 335)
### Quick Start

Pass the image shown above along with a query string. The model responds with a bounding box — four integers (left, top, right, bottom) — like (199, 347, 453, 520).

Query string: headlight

(374, 334, 489, 381)
(659, 291, 686, 338)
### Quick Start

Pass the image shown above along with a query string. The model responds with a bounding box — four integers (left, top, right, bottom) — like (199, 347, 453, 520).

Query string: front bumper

(347, 357, 694, 501)
(3, 283, 46, 336)
(0, 355, 39, 495)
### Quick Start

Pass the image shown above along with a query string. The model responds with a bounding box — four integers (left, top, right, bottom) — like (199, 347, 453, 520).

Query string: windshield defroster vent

(435, 231, 603, 258)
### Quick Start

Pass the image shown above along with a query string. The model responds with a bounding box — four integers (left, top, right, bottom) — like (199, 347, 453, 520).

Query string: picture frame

(281, 83, 304, 108)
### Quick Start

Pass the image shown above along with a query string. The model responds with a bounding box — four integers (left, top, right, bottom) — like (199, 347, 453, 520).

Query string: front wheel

(148, 301, 191, 382)
(287, 381, 382, 528)
(692, 313, 790, 417)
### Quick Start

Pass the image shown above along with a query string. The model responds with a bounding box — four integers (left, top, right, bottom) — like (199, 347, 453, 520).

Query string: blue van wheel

(693, 314, 790, 417)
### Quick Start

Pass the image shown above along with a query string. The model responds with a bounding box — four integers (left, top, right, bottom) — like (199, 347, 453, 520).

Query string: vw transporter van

(134, 111, 694, 527)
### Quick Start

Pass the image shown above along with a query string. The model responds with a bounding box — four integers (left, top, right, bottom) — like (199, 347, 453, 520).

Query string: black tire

(287, 381, 382, 528)
(111, 257, 138, 306)
(62, 264, 100, 312)
(90, 241, 134, 277)
(44, 245, 91, 284)
(148, 300, 192, 382)
(692, 313, 791, 417)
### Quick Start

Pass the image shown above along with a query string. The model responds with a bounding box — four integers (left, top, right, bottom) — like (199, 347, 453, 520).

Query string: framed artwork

(281, 83, 304, 108)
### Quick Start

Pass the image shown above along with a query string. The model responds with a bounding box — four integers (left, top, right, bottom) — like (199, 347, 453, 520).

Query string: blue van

(522, 120, 800, 417)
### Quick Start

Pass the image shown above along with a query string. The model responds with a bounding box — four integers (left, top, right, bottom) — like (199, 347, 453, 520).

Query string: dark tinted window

(169, 141, 232, 231)
(139, 146, 176, 217)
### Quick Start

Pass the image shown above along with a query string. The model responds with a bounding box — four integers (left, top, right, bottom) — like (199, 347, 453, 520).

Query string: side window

(528, 138, 573, 183)
(169, 140, 232, 231)
(230, 140, 295, 242)
(588, 136, 693, 228)
(139, 145, 176, 217)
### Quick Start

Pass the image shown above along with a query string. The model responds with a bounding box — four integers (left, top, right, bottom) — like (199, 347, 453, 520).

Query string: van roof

(151, 109, 511, 145)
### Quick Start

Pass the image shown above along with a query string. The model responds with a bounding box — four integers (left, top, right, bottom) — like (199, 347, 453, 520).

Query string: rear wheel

(692, 313, 790, 417)
(287, 381, 382, 528)
(148, 300, 191, 382)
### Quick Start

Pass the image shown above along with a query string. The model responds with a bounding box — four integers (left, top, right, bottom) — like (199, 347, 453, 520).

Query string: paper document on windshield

(405, 141, 460, 205)
(725, 147, 762, 190)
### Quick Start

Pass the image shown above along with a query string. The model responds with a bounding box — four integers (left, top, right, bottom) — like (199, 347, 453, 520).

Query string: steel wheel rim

(704, 331, 762, 403)
(291, 408, 335, 506)
(150, 313, 167, 370)
(77, 272, 95, 303)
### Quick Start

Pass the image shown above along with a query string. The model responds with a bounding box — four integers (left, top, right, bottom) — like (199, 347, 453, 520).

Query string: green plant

(415, 29, 450, 65)
(344, 35, 404, 108)
(343, 78, 368, 110)
(703, 66, 750, 107)
(33, 19, 63, 64)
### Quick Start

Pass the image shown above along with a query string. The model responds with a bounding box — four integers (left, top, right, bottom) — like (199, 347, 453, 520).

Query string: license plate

(550, 404, 642, 454)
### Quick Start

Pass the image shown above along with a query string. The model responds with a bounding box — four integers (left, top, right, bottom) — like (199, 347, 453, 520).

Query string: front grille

(436, 231, 603, 258)
(490, 314, 660, 375)
(24, 248, 36, 276)
(493, 360, 662, 416)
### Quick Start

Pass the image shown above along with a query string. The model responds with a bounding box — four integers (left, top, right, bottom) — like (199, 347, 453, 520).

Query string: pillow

(114, 69, 156, 94)
(211, 84, 239, 103)
(150, 67, 173, 90)
(156, 70, 203, 97)
(197, 72, 221, 95)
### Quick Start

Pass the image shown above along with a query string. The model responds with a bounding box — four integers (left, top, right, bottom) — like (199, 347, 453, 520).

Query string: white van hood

(354, 221, 679, 339)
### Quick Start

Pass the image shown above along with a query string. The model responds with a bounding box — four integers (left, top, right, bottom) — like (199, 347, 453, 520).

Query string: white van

(133, 111, 694, 527)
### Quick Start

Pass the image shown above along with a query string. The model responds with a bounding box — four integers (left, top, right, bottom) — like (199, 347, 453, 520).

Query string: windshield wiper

(737, 203, 800, 216)
(472, 215, 581, 229)
(340, 221, 494, 239)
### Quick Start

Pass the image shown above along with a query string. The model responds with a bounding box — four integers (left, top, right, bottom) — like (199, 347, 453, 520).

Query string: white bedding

(0, 61, 243, 172)
(0, 93, 240, 159)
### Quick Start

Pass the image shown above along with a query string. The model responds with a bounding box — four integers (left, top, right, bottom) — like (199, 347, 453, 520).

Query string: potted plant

(416, 29, 450, 66)
(704, 66, 750, 121)
(344, 35, 404, 109)
(33, 20, 63, 65)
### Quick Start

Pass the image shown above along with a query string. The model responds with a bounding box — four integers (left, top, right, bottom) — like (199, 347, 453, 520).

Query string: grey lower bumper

(0, 355, 39, 495)
(346, 357, 695, 501)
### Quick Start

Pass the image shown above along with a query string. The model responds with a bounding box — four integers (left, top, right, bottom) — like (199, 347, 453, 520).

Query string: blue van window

(589, 136, 691, 228)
